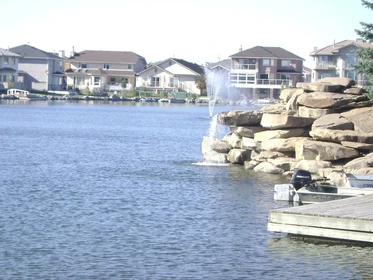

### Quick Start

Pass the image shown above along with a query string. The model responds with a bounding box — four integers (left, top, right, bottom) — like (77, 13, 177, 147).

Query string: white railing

(232, 64, 256, 70)
(315, 61, 336, 69)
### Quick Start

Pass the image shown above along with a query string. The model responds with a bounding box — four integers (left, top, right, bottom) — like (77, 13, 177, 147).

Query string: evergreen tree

(355, 0, 373, 98)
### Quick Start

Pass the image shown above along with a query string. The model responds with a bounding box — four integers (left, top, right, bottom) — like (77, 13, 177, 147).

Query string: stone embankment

(202, 77, 373, 186)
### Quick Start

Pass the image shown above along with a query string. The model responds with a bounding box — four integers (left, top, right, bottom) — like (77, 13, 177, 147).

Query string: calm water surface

(1, 100, 373, 279)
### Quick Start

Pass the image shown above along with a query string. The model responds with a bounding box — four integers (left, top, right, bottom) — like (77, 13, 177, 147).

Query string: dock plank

(268, 194, 373, 243)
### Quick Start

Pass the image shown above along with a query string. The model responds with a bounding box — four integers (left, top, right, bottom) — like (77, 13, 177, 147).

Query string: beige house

(229, 46, 304, 100)
(65, 50, 147, 93)
(136, 58, 204, 95)
(310, 39, 373, 86)
(0, 48, 20, 89)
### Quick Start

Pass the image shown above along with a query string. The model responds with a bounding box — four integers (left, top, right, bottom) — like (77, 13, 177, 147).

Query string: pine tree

(355, 0, 373, 98)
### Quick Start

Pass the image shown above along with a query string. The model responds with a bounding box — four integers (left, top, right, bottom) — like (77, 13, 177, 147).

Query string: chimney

(58, 50, 65, 58)
(313, 46, 317, 51)
(239, 44, 242, 52)
(69, 46, 75, 58)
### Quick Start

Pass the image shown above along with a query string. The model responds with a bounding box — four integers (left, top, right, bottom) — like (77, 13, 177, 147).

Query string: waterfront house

(229, 46, 304, 100)
(136, 58, 204, 96)
(310, 39, 373, 87)
(205, 59, 231, 99)
(0, 48, 20, 90)
(65, 50, 147, 94)
(9, 44, 65, 91)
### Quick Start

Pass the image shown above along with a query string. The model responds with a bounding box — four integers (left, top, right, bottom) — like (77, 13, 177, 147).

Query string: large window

(281, 60, 291, 67)
(262, 59, 270, 66)
(94, 77, 100, 85)
(151, 77, 160, 86)
(104, 64, 110, 69)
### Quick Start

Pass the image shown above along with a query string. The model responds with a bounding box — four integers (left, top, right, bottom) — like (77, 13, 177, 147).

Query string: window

(281, 60, 291, 67)
(151, 77, 160, 86)
(345, 70, 356, 79)
(78, 63, 88, 68)
(262, 59, 270, 66)
(280, 74, 290, 80)
(259, 74, 268, 79)
(104, 64, 110, 69)
(3, 57, 9, 65)
(110, 77, 116, 83)
(128, 64, 132, 69)
(94, 77, 100, 85)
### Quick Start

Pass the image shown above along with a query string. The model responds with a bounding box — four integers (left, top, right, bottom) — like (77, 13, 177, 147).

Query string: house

(136, 58, 204, 96)
(9, 44, 65, 91)
(310, 39, 373, 86)
(65, 50, 147, 93)
(302, 66, 312, 83)
(205, 59, 231, 99)
(229, 46, 304, 100)
(0, 48, 20, 90)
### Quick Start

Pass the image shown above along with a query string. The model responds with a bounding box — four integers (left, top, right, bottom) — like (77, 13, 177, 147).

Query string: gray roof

(206, 59, 231, 70)
(0, 48, 20, 57)
(310, 39, 373, 55)
(9, 44, 62, 59)
(68, 50, 146, 64)
(230, 46, 304, 60)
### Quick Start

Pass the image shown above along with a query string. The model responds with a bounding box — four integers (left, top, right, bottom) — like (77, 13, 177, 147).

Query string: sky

(2, 0, 372, 67)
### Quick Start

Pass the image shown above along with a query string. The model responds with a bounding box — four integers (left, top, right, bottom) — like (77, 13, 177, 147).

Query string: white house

(136, 58, 204, 95)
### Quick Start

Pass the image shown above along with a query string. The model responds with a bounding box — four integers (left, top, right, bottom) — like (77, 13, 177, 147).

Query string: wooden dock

(268, 194, 373, 244)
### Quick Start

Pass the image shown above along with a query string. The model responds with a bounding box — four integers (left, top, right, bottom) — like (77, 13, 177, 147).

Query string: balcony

(315, 61, 336, 69)
(232, 64, 256, 70)
(230, 78, 291, 88)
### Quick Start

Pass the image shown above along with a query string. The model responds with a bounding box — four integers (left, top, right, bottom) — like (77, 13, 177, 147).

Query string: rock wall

(202, 77, 373, 186)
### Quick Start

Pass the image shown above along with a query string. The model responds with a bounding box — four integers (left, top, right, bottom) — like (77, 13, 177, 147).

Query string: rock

(311, 114, 354, 131)
(229, 126, 267, 137)
(203, 150, 228, 164)
(297, 92, 368, 108)
(227, 149, 251, 164)
(261, 137, 309, 152)
(244, 160, 259, 170)
(251, 150, 293, 161)
(310, 129, 373, 144)
(298, 106, 334, 119)
(260, 114, 314, 129)
(259, 103, 289, 114)
(202, 136, 231, 155)
(341, 107, 373, 133)
(253, 162, 285, 174)
(344, 87, 366, 95)
(295, 139, 359, 161)
(343, 152, 373, 170)
(341, 141, 373, 150)
(294, 159, 333, 173)
(267, 157, 298, 171)
(224, 133, 241, 148)
(241, 137, 260, 150)
(297, 82, 342, 92)
(217, 110, 263, 126)
(279, 88, 305, 102)
(317, 77, 356, 88)
(254, 128, 309, 141)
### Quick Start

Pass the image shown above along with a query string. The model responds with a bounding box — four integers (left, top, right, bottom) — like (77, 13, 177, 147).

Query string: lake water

(1, 100, 373, 279)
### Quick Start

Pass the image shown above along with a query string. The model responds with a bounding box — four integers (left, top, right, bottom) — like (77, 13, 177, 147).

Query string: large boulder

(253, 162, 285, 174)
(202, 136, 231, 154)
(316, 77, 356, 88)
(267, 157, 299, 171)
(295, 139, 359, 161)
(229, 126, 267, 138)
(310, 129, 373, 144)
(217, 110, 262, 126)
(297, 92, 368, 108)
(294, 159, 333, 174)
(254, 128, 309, 141)
(241, 137, 260, 150)
(227, 149, 251, 164)
(341, 107, 373, 133)
(311, 114, 354, 131)
(298, 106, 334, 119)
(343, 153, 373, 170)
(279, 88, 305, 102)
(260, 114, 314, 129)
(261, 137, 309, 152)
(296, 82, 343, 93)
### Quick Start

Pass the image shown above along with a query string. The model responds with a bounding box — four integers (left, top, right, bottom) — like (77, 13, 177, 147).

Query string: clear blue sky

(3, 0, 372, 67)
